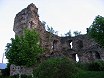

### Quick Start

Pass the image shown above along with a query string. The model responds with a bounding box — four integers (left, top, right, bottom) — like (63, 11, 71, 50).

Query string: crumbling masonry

(10, 3, 104, 75)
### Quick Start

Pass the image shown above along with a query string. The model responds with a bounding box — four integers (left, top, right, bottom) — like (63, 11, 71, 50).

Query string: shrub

(88, 60, 104, 71)
(76, 60, 104, 71)
(76, 62, 89, 71)
(33, 57, 78, 78)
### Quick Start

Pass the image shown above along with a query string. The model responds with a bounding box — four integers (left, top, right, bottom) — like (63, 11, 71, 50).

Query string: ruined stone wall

(72, 35, 97, 51)
(13, 3, 62, 53)
(13, 3, 39, 35)
(69, 35, 104, 62)
(13, 3, 51, 50)
(13, 3, 104, 63)
(60, 37, 72, 51)
(59, 34, 104, 63)
(10, 64, 33, 76)
(12, 3, 104, 75)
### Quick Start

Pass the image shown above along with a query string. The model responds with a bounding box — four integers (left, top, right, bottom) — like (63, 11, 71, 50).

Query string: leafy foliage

(42, 21, 57, 34)
(87, 60, 104, 71)
(76, 60, 104, 71)
(33, 57, 78, 78)
(76, 62, 89, 71)
(47, 25, 58, 35)
(5, 29, 43, 67)
(88, 15, 104, 46)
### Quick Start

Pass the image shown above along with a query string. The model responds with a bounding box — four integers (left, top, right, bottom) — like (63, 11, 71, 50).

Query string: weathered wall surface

(10, 64, 33, 76)
(71, 35, 104, 63)
(60, 34, 104, 63)
(13, 3, 48, 50)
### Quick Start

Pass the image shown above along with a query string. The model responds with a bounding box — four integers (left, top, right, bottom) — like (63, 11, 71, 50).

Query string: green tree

(5, 29, 43, 67)
(88, 15, 104, 46)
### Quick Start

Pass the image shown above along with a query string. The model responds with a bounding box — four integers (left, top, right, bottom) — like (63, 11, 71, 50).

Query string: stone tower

(13, 3, 49, 49)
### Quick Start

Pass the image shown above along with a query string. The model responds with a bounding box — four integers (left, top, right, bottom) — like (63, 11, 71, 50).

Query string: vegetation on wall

(5, 29, 43, 67)
(73, 31, 81, 36)
(42, 21, 58, 35)
(65, 30, 72, 37)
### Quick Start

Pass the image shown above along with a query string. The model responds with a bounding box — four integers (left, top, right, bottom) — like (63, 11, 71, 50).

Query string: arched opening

(53, 40, 58, 50)
(89, 51, 94, 60)
(76, 40, 83, 50)
(67, 40, 73, 49)
(95, 51, 101, 59)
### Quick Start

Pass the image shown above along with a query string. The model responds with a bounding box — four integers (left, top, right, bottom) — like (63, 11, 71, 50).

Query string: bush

(33, 57, 78, 78)
(76, 60, 104, 71)
(88, 60, 104, 71)
(76, 62, 88, 71)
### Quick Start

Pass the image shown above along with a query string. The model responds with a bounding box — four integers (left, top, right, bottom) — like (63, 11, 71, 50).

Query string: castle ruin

(10, 3, 104, 76)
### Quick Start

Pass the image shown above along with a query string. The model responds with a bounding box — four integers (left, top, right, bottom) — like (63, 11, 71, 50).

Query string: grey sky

(0, 0, 104, 63)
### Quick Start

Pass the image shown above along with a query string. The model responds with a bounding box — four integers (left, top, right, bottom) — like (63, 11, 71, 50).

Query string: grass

(0, 71, 104, 78)
(0, 76, 11, 78)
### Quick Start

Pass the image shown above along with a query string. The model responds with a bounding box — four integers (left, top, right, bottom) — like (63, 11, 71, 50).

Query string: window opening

(76, 54, 79, 62)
